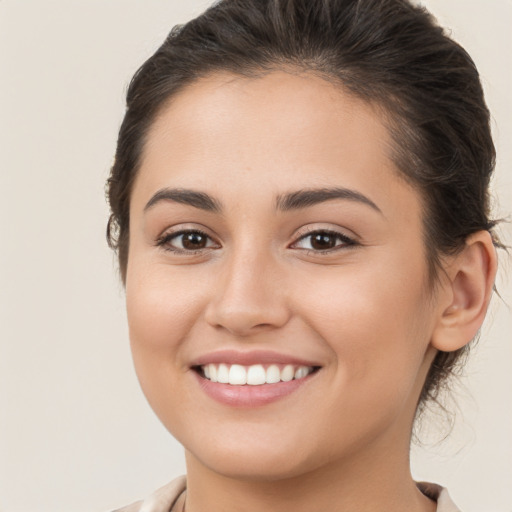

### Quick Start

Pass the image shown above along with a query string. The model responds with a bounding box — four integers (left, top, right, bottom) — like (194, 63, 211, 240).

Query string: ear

(431, 231, 498, 352)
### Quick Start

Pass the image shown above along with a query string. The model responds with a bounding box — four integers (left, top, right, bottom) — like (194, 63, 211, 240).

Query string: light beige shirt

(112, 476, 461, 512)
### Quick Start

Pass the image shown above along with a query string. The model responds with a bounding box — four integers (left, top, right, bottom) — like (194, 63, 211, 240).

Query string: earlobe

(431, 231, 498, 352)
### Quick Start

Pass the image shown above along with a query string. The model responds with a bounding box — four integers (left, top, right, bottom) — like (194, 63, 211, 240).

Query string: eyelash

(156, 229, 217, 255)
(290, 229, 357, 254)
(155, 228, 357, 255)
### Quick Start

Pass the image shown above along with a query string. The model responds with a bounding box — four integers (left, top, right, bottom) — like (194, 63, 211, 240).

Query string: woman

(106, 0, 501, 510)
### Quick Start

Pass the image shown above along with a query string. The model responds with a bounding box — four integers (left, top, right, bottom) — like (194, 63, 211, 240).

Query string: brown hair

(106, 0, 500, 410)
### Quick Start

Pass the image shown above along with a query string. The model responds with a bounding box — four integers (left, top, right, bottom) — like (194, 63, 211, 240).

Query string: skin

(125, 71, 497, 512)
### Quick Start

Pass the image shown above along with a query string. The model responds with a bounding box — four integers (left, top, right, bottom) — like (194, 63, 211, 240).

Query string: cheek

(125, 258, 214, 408)
(293, 253, 432, 396)
(126, 262, 210, 350)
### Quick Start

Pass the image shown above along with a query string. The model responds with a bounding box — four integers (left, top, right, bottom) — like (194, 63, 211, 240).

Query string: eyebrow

(144, 186, 382, 215)
(144, 188, 222, 213)
(275, 187, 382, 214)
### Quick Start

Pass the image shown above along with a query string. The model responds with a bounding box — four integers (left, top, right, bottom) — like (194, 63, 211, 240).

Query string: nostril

(204, 302, 291, 336)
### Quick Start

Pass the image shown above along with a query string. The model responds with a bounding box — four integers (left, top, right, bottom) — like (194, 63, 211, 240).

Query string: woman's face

(126, 71, 440, 480)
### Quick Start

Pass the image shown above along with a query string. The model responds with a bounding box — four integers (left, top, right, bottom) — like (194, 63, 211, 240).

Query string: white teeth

(294, 367, 308, 379)
(201, 363, 314, 385)
(266, 364, 281, 384)
(207, 364, 217, 382)
(247, 365, 266, 385)
(217, 363, 229, 384)
(208, 364, 217, 382)
(229, 364, 247, 385)
(281, 364, 294, 382)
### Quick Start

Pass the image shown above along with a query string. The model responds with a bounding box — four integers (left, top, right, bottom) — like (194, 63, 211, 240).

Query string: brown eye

(157, 229, 219, 253)
(310, 233, 338, 250)
(292, 230, 356, 252)
(182, 232, 208, 250)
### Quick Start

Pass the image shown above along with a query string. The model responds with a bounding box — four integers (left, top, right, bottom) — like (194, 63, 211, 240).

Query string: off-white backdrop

(0, 1, 510, 511)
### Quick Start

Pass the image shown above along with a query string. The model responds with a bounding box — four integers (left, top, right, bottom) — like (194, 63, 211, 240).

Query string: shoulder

(111, 476, 186, 512)
(417, 482, 462, 512)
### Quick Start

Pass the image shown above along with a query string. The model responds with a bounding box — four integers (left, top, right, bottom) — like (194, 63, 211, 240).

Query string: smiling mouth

(195, 363, 319, 386)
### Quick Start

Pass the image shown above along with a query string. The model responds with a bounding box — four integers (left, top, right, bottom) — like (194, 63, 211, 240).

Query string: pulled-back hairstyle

(107, 0, 499, 412)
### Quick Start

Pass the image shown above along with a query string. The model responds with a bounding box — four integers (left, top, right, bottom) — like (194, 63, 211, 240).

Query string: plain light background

(0, 1, 510, 511)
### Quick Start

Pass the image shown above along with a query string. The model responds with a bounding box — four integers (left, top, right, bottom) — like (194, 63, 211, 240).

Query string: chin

(201, 453, 317, 482)
(183, 431, 321, 482)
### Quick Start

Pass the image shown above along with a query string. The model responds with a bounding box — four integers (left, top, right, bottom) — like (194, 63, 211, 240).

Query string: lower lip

(194, 372, 314, 407)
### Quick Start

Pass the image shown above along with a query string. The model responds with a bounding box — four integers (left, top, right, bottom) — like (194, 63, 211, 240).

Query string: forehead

(142, 70, 392, 168)
(133, 70, 421, 224)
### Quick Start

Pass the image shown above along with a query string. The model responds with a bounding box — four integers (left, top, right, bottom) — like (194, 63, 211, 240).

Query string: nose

(204, 247, 291, 337)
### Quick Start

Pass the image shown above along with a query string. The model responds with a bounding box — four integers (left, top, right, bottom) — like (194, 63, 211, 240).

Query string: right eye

(156, 229, 219, 253)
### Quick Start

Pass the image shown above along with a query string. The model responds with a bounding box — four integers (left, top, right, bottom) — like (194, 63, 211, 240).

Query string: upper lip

(190, 349, 322, 368)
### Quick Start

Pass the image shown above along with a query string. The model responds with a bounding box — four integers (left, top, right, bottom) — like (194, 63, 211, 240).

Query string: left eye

(292, 230, 355, 251)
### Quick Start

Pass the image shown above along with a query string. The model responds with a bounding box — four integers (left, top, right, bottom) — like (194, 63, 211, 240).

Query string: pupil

(312, 233, 336, 250)
(183, 232, 206, 249)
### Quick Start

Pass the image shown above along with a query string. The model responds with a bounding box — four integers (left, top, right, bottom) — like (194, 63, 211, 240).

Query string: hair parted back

(107, 0, 499, 412)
